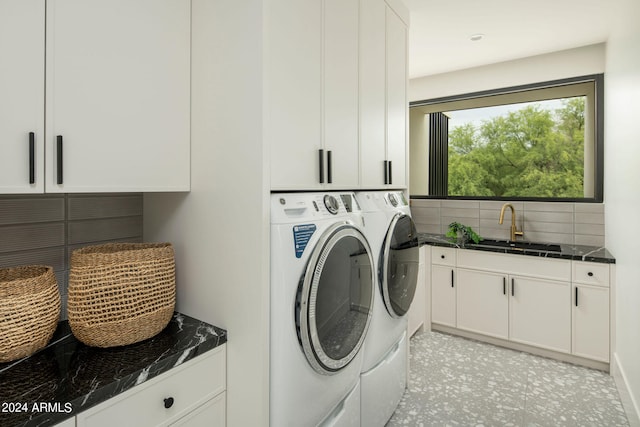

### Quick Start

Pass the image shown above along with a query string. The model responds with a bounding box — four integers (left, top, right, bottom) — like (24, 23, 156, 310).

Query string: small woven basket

(0, 265, 61, 363)
(68, 242, 176, 348)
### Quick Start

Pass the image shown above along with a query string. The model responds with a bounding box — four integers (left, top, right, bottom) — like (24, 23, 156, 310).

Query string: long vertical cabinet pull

(29, 132, 35, 184)
(511, 278, 515, 297)
(503, 277, 506, 295)
(388, 161, 392, 185)
(451, 270, 454, 288)
(575, 287, 579, 307)
(318, 149, 325, 183)
(56, 136, 63, 185)
(383, 160, 389, 184)
(326, 150, 332, 184)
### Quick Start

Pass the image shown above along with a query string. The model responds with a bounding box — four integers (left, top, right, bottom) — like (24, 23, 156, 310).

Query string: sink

(466, 239, 562, 253)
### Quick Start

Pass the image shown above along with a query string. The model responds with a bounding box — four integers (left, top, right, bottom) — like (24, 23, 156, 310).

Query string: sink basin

(466, 239, 562, 253)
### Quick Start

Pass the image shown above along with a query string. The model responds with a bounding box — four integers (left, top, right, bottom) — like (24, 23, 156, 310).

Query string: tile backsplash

(0, 194, 143, 320)
(410, 198, 605, 247)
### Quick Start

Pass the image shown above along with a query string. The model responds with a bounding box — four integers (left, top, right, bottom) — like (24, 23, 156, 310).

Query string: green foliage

(446, 222, 482, 244)
(447, 98, 585, 198)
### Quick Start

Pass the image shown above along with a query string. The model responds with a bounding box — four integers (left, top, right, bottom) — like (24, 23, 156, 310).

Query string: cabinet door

(509, 276, 571, 353)
(457, 269, 508, 340)
(0, 0, 44, 193)
(573, 284, 609, 362)
(359, 0, 386, 188)
(323, 0, 359, 188)
(45, 0, 190, 192)
(385, 6, 407, 188)
(267, 0, 322, 190)
(431, 265, 456, 327)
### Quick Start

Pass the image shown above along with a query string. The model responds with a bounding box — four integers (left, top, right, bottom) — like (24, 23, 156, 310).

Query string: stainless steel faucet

(499, 203, 524, 241)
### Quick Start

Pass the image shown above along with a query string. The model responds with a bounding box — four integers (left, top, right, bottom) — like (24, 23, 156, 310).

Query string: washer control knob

(388, 193, 398, 207)
(323, 195, 339, 215)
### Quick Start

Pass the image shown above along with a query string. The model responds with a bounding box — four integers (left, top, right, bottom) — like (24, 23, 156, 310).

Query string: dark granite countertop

(418, 233, 616, 264)
(0, 313, 227, 427)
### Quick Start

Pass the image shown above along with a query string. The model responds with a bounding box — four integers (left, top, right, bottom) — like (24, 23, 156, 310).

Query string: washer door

(380, 213, 419, 318)
(296, 222, 375, 375)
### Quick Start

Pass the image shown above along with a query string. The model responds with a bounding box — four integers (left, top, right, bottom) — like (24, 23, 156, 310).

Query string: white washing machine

(354, 191, 419, 427)
(270, 192, 376, 427)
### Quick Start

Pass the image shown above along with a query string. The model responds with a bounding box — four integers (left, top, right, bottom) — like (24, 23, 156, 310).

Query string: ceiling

(404, 0, 617, 79)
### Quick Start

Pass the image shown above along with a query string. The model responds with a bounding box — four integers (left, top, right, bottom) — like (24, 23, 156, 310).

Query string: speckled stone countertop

(419, 233, 616, 264)
(0, 313, 227, 427)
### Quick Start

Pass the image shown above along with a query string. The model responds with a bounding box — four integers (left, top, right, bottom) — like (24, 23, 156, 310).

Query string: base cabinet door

(431, 265, 456, 327)
(509, 276, 571, 353)
(572, 284, 609, 362)
(456, 268, 508, 340)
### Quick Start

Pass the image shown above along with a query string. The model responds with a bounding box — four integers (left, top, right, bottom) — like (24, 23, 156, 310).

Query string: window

(409, 75, 604, 202)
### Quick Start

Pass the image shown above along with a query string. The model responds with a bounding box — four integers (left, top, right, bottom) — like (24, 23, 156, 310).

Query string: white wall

(605, 0, 640, 423)
(144, 1, 270, 426)
(409, 43, 606, 102)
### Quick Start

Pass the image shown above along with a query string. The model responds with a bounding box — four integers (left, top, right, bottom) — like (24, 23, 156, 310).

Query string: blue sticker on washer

(293, 224, 316, 258)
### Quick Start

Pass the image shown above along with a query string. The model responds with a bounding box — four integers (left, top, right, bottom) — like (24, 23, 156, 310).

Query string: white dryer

(270, 192, 376, 427)
(354, 191, 419, 427)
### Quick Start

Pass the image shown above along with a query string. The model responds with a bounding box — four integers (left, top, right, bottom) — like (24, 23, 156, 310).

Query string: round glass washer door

(296, 222, 374, 375)
(380, 213, 420, 318)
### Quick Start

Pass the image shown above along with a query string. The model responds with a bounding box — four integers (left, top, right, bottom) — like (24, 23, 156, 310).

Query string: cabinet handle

(587, 271, 594, 277)
(451, 270, 454, 287)
(388, 160, 393, 185)
(164, 397, 174, 409)
(56, 135, 63, 185)
(327, 150, 332, 184)
(383, 160, 389, 184)
(503, 277, 506, 295)
(318, 149, 324, 183)
(575, 287, 579, 307)
(511, 278, 515, 297)
(440, 254, 445, 259)
(29, 132, 35, 184)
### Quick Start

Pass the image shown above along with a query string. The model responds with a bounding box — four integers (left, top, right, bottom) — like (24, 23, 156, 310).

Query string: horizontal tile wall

(410, 198, 605, 247)
(0, 194, 143, 320)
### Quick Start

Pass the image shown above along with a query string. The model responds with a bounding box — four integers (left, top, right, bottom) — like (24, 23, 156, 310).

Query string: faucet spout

(499, 203, 524, 241)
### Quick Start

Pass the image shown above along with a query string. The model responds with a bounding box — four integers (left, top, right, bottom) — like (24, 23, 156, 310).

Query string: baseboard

(612, 352, 640, 427)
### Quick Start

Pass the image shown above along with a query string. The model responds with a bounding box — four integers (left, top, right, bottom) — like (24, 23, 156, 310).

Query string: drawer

(573, 261, 610, 287)
(431, 246, 456, 266)
(76, 344, 226, 427)
(457, 249, 571, 282)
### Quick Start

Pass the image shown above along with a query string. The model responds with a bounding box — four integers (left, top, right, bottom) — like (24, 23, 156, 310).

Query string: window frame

(409, 74, 604, 203)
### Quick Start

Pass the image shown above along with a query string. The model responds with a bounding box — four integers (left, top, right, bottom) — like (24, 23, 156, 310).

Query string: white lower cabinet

(430, 248, 611, 365)
(509, 275, 571, 353)
(572, 261, 610, 362)
(456, 269, 508, 340)
(76, 345, 226, 427)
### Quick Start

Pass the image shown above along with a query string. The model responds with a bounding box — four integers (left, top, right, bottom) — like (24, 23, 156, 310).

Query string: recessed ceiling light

(470, 33, 484, 41)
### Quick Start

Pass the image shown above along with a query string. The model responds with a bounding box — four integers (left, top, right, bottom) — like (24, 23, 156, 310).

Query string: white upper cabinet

(45, 0, 190, 192)
(267, 0, 323, 190)
(269, 0, 409, 191)
(323, 0, 360, 189)
(359, 0, 386, 187)
(0, 0, 45, 193)
(360, 1, 408, 188)
(384, 5, 408, 188)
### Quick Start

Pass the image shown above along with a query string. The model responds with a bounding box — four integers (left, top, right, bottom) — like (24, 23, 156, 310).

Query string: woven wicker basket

(0, 265, 61, 363)
(68, 242, 176, 348)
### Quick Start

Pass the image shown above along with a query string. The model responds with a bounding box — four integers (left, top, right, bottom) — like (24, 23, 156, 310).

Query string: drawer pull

(575, 287, 579, 307)
(164, 397, 174, 409)
(451, 270, 454, 287)
(587, 272, 594, 277)
(441, 255, 445, 259)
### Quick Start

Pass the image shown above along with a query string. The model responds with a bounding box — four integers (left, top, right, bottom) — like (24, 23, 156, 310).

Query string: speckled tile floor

(387, 330, 629, 427)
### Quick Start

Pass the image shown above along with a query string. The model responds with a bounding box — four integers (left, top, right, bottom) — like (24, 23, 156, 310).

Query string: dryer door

(296, 222, 375, 375)
(380, 213, 419, 318)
